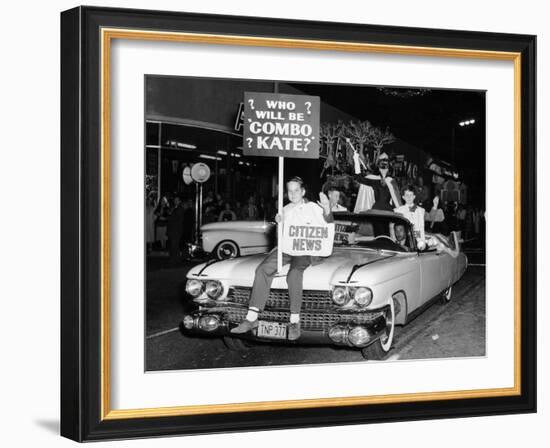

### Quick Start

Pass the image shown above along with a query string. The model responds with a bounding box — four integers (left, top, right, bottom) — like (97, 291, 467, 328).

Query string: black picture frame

(61, 6, 536, 442)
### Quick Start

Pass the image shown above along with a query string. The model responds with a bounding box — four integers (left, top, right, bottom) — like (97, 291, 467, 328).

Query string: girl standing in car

(394, 184, 426, 247)
(351, 146, 401, 212)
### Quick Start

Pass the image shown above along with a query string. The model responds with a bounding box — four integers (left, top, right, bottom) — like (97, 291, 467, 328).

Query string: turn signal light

(348, 326, 370, 347)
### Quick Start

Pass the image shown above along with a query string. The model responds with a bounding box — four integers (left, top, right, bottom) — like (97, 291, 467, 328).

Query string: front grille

(220, 306, 383, 332)
(227, 286, 333, 310)
(216, 286, 383, 332)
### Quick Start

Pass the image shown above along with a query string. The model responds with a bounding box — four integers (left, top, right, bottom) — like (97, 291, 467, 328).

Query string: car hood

(188, 248, 398, 289)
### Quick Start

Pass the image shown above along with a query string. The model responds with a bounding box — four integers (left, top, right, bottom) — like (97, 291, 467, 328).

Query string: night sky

(291, 82, 486, 184)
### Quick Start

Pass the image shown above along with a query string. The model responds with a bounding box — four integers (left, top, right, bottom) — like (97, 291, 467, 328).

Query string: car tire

(223, 336, 251, 352)
(214, 240, 240, 260)
(361, 298, 395, 361)
(441, 286, 453, 303)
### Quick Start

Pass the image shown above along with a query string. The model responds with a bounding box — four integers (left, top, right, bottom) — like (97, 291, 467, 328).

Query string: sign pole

(157, 122, 162, 200)
(274, 81, 284, 274)
(277, 156, 284, 273)
(194, 182, 200, 245)
(199, 183, 203, 233)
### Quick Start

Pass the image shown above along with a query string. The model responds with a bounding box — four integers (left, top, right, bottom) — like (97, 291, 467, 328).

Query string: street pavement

(145, 253, 485, 371)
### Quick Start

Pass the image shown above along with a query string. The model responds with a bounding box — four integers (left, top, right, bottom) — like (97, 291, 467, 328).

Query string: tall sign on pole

(243, 91, 320, 272)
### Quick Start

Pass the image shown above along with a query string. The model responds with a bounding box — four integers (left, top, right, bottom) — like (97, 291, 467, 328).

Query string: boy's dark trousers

(248, 249, 311, 314)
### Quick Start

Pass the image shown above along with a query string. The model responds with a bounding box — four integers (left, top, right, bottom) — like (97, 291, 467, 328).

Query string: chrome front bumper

(180, 308, 388, 348)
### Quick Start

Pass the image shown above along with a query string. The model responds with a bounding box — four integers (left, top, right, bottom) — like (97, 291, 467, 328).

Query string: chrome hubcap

(219, 244, 236, 258)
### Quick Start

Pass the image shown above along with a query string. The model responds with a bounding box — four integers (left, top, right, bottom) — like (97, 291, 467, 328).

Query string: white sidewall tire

(380, 298, 396, 352)
(443, 286, 453, 303)
(215, 241, 239, 260)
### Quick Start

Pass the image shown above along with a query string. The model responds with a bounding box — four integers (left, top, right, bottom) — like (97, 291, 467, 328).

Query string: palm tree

(347, 120, 375, 156)
(371, 126, 396, 162)
(344, 120, 378, 170)
(320, 122, 340, 176)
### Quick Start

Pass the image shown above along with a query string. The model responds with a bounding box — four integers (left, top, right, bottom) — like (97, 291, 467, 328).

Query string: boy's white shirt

(394, 204, 426, 241)
(282, 200, 325, 223)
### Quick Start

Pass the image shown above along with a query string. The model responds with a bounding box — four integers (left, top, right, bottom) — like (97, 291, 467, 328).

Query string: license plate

(257, 321, 287, 340)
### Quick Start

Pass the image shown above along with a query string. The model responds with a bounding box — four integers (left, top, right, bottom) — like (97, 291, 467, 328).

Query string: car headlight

(198, 314, 220, 332)
(331, 286, 349, 306)
(205, 280, 223, 299)
(185, 279, 203, 297)
(353, 287, 373, 307)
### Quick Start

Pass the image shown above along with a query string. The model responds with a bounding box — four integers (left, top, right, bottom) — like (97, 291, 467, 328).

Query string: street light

(452, 118, 476, 164)
(459, 118, 476, 127)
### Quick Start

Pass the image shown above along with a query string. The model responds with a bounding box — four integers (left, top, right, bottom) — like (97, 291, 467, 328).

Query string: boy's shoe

(288, 322, 301, 341)
(230, 319, 258, 334)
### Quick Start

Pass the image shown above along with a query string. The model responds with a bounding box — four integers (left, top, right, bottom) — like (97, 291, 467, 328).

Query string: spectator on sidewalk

(218, 202, 237, 222)
(167, 196, 185, 264)
(182, 199, 194, 258)
(154, 195, 170, 250)
(146, 192, 157, 253)
(242, 196, 259, 220)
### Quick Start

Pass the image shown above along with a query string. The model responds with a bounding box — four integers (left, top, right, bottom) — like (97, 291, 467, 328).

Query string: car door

(418, 249, 444, 303)
(438, 251, 454, 289)
(434, 232, 461, 288)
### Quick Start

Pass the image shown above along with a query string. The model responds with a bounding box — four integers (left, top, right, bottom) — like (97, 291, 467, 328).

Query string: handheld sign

(281, 204, 335, 257)
(334, 222, 358, 245)
(243, 91, 322, 272)
(243, 92, 320, 159)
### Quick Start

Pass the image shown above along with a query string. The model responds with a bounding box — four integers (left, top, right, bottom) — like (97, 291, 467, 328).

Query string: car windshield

(333, 214, 414, 252)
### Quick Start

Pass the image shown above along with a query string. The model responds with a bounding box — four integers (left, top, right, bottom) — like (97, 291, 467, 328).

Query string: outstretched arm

(317, 192, 334, 223)
(354, 174, 380, 187)
(352, 149, 379, 186)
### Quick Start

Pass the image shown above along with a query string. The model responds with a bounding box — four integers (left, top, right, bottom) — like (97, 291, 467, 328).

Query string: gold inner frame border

(99, 27, 522, 420)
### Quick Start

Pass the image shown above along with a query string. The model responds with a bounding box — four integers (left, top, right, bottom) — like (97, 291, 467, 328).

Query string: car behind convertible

(181, 211, 467, 360)
(200, 220, 275, 260)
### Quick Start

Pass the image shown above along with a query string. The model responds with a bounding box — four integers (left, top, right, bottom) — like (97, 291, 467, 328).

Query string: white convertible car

(182, 211, 467, 360)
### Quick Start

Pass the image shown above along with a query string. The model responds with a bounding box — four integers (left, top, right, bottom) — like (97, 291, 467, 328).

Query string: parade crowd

(145, 190, 278, 263)
(146, 151, 485, 264)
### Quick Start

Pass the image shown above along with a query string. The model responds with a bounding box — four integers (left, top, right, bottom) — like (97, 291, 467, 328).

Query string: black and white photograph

(1, 0, 543, 444)
(144, 75, 486, 371)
